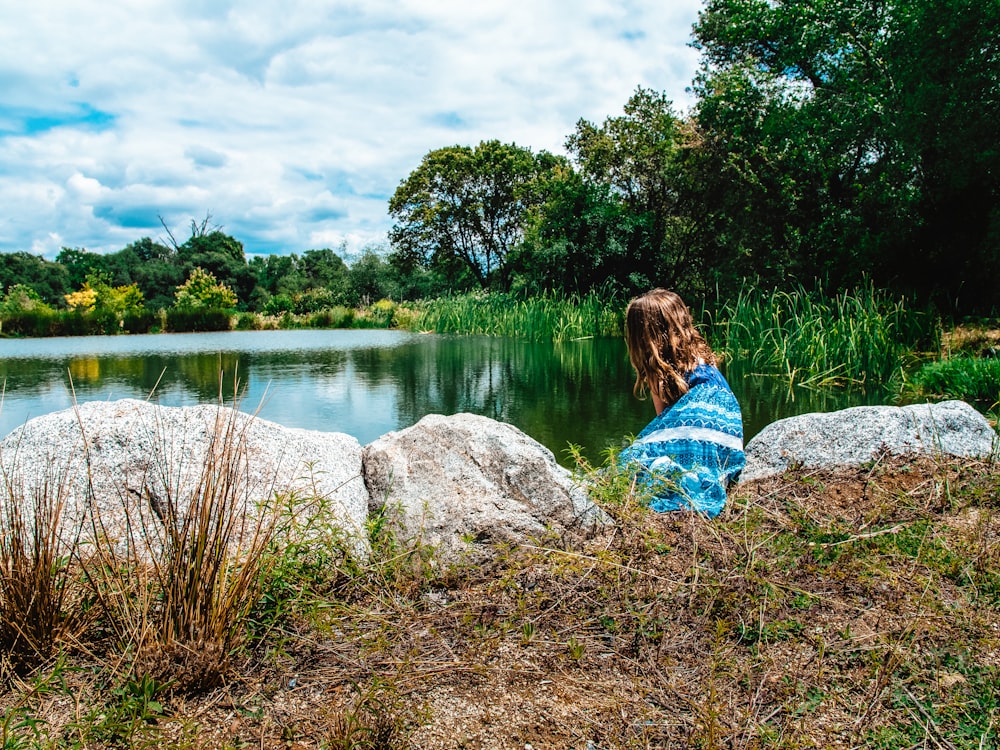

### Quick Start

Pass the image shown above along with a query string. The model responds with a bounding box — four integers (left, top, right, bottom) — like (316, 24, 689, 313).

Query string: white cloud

(0, 0, 704, 258)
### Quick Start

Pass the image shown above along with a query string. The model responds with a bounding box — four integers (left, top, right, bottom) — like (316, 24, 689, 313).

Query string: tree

(0, 251, 70, 305)
(64, 272, 145, 332)
(301, 247, 350, 291)
(162, 215, 255, 307)
(388, 141, 558, 290)
(565, 89, 704, 296)
(690, 0, 1000, 309)
(174, 267, 238, 310)
(56, 247, 105, 290)
(176, 231, 255, 306)
(512, 166, 639, 296)
(348, 248, 395, 305)
(121, 238, 181, 309)
(1, 284, 52, 315)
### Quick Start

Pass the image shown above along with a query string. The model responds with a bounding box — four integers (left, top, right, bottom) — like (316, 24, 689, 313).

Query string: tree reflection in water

(0, 330, 892, 466)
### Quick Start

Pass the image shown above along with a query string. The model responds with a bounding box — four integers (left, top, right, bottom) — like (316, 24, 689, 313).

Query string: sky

(0, 1, 705, 260)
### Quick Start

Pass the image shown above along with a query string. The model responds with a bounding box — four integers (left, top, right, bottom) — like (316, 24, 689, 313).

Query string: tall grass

(714, 282, 939, 386)
(0, 309, 161, 337)
(81, 400, 280, 692)
(0, 463, 86, 674)
(908, 355, 1000, 406)
(409, 290, 623, 342)
(0, 389, 285, 693)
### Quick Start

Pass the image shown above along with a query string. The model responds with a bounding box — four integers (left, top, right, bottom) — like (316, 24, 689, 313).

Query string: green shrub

(908, 355, 1000, 406)
(165, 307, 232, 332)
(307, 306, 354, 328)
(0, 309, 59, 337)
(123, 309, 158, 334)
(234, 312, 264, 330)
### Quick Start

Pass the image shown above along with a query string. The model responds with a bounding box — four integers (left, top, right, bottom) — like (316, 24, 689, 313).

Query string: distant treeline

(2, 0, 997, 318)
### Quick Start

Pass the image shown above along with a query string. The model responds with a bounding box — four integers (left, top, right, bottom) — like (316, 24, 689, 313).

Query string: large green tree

(176, 231, 255, 307)
(388, 141, 560, 290)
(0, 252, 70, 305)
(691, 0, 1000, 309)
(564, 88, 699, 296)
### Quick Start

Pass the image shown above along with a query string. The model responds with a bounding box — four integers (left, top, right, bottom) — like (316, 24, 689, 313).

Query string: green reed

(409, 291, 624, 342)
(713, 282, 939, 387)
(907, 356, 1000, 407)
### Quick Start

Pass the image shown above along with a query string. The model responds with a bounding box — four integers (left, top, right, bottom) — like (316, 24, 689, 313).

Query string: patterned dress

(618, 364, 745, 517)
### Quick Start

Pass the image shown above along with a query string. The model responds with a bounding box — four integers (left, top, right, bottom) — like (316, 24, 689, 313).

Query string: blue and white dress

(618, 364, 745, 517)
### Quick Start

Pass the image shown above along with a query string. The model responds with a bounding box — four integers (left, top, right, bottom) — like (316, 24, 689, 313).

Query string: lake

(0, 330, 892, 465)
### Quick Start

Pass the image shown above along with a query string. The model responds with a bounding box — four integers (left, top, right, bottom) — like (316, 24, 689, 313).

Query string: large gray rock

(0, 399, 369, 554)
(741, 400, 997, 482)
(362, 413, 611, 562)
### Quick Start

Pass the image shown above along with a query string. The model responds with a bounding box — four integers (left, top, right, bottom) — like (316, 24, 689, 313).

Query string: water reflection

(0, 330, 898, 465)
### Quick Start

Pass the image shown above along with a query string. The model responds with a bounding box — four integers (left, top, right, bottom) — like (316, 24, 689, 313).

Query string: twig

(808, 524, 905, 548)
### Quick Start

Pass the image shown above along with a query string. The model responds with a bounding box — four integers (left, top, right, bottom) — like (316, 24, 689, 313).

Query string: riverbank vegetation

(1, 410, 998, 747)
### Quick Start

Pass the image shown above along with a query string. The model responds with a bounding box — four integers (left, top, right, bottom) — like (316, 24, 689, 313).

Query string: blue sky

(0, 1, 704, 259)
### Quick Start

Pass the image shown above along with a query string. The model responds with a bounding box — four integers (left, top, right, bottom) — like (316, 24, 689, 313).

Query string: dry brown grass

(2, 455, 999, 748)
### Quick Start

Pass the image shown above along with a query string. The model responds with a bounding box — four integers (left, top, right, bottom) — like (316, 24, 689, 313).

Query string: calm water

(0, 330, 891, 465)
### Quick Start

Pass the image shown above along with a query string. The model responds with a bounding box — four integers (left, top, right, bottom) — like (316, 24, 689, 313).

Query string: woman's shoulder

(685, 363, 730, 390)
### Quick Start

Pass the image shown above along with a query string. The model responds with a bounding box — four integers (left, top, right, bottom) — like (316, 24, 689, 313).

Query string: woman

(618, 289, 745, 516)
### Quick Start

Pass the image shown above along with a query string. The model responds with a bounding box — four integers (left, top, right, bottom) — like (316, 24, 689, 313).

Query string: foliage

(347, 248, 396, 305)
(389, 140, 563, 290)
(0, 309, 59, 337)
(409, 290, 624, 342)
(62, 273, 146, 334)
(512, 167, 640, 297)
(0, 284, 52, 315)
(63, 286, 97, 313)
(165, 306, 232, 332)
(690, 0, 1000, 311)
(716, 281, 938, 386)
(564, 88, 700, 296)
(0, 252, 70, 305)
(173, 266, 238, 310)
(908, 355, 1000, 407)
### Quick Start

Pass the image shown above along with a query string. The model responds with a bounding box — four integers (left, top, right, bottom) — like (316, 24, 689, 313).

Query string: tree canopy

(389, 141, 563, 291)
(689, 0, 1000, 307)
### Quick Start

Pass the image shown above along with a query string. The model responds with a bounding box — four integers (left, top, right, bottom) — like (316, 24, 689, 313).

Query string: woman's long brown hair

(625, 289, 716, 408)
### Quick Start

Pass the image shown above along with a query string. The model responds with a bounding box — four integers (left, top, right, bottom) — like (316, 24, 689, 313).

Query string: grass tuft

(0, 459, 86, 675)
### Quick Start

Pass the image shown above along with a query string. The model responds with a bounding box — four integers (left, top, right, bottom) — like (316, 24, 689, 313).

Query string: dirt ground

(5, 455, 1000, 749)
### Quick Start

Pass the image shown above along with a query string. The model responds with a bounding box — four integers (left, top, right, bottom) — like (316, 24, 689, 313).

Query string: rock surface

(0, 399, 369, 552)
(362, 413, 611, 562)
(741, 400, 997, 482)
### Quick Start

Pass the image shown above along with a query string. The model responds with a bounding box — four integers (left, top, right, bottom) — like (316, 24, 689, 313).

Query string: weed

(69, 674, 170, 747)
(0, 457, 87, 674)
(907, 354, 1000, 407)
(78, 393, 281, 693)
(321, 679, 409, 750)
